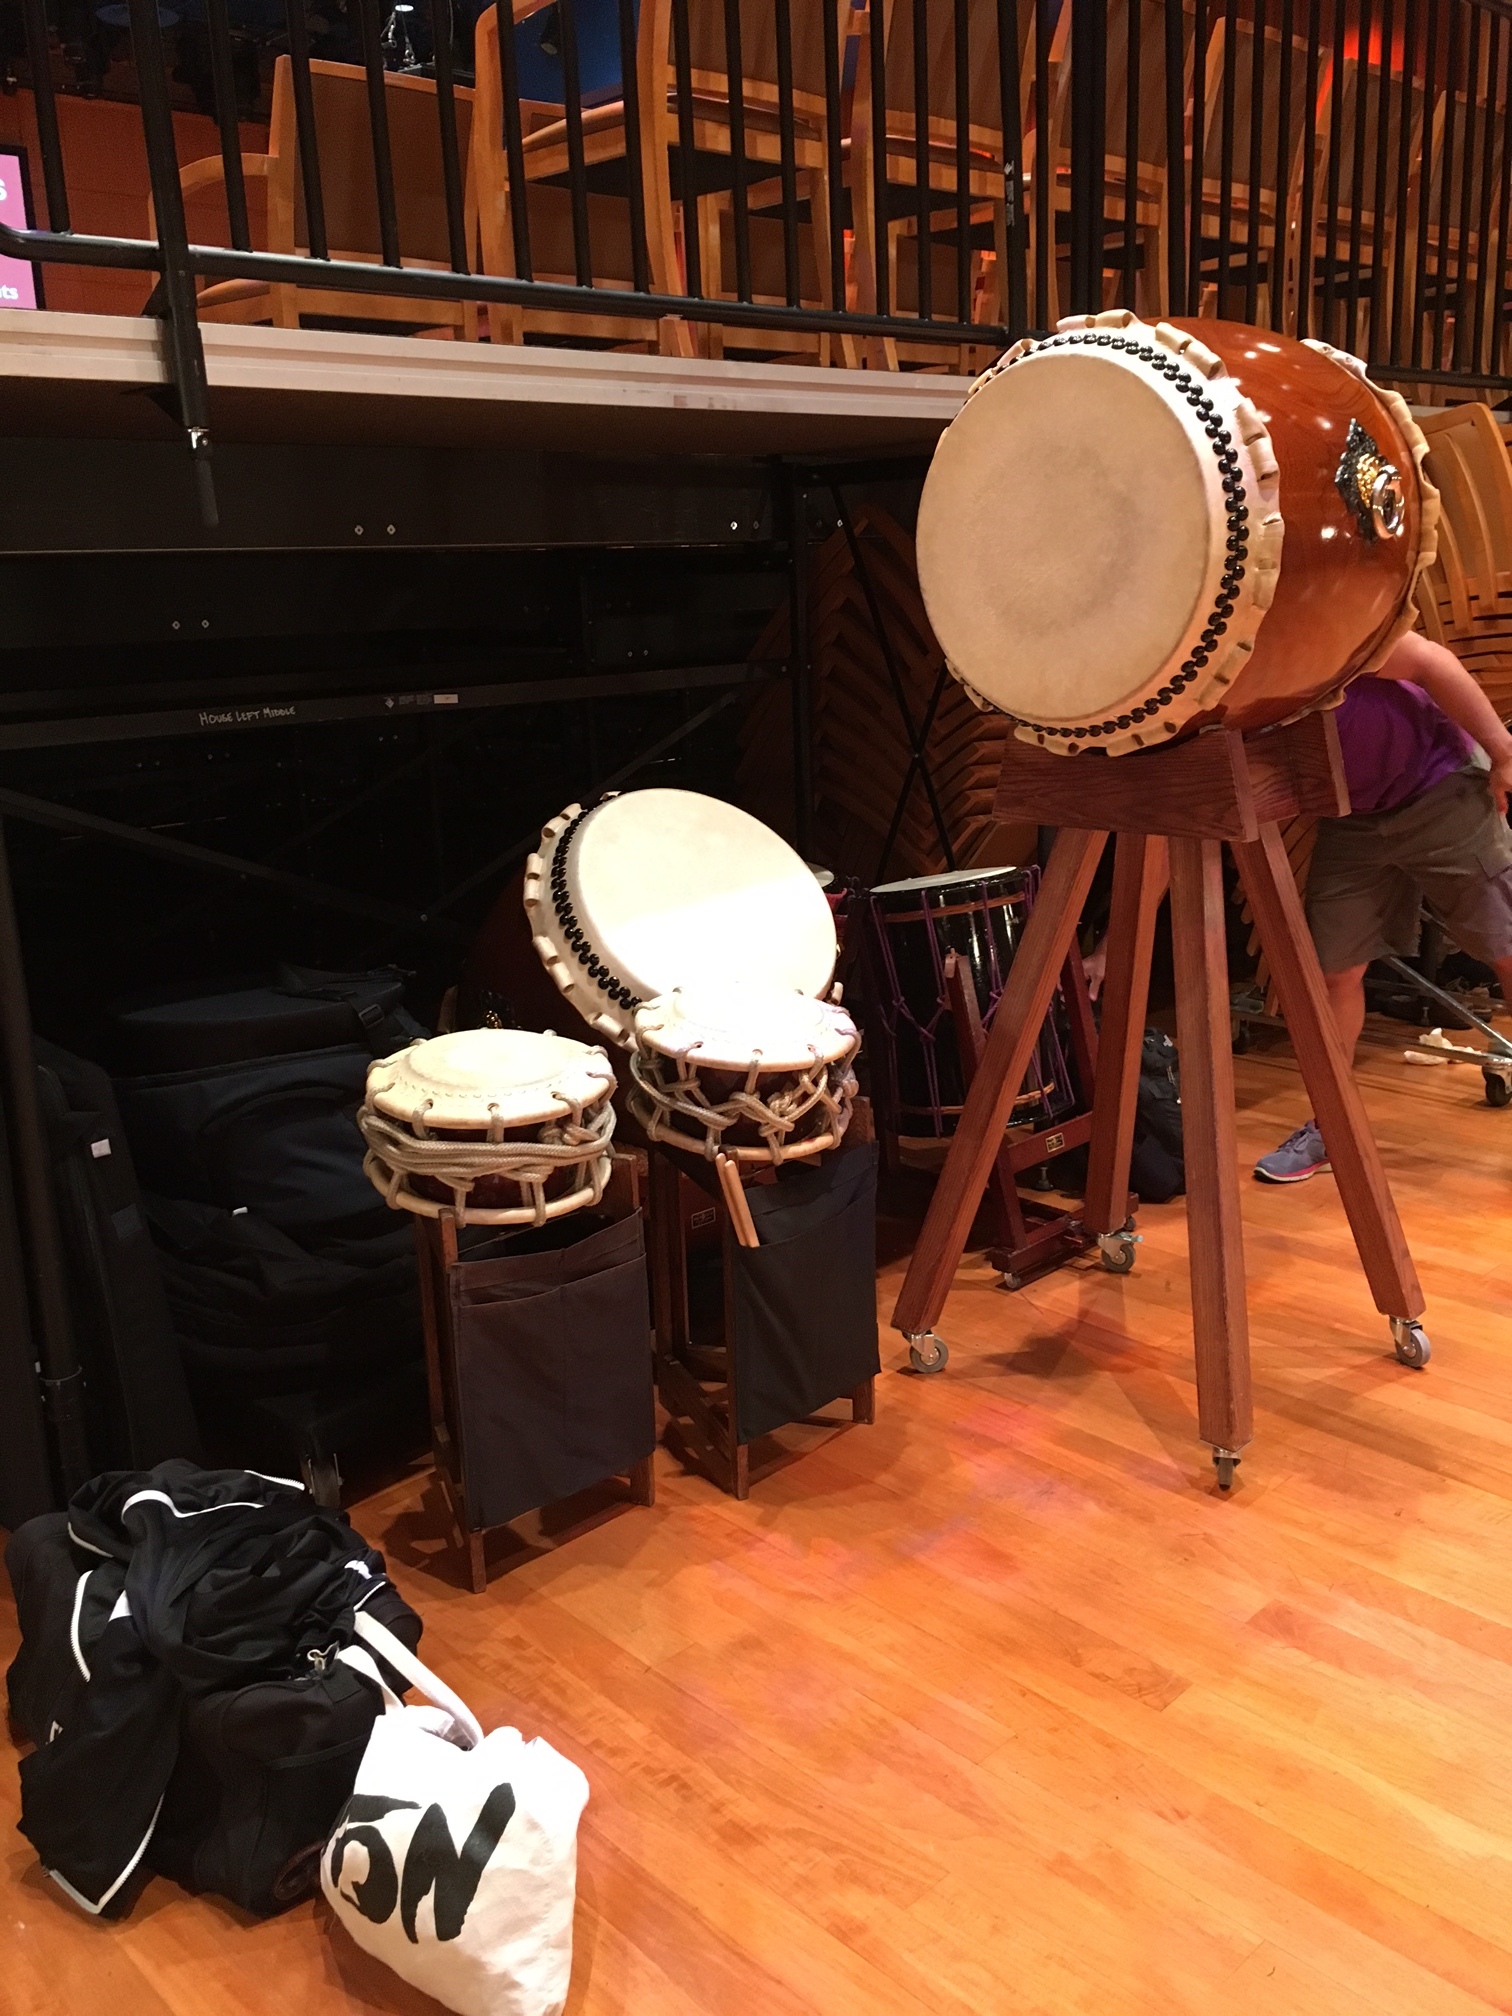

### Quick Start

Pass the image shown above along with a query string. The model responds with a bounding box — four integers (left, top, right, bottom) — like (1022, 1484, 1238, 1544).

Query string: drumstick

(715, 1153, 760, 1248)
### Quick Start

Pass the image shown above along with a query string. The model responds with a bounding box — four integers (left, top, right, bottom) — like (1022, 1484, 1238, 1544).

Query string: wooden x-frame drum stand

(892, 710, 1430, 1489)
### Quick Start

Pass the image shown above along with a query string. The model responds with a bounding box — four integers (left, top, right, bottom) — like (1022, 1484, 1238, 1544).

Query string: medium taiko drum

(358, 1027, 617, 1226)
(915, 313, 1440, 758)
(522, 788, 838, 1047)
(629, 983, 860, 1164)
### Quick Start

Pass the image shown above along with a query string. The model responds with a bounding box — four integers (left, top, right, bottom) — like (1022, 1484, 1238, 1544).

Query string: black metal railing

(2, 0, 1512, 519)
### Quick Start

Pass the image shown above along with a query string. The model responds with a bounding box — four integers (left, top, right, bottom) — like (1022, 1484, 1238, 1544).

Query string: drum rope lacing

(358, 1094, 616, 1226)
(866, 869, 1070, 1134)
(977, 330, 1252, 746)
(629, 1046, 858, 1165)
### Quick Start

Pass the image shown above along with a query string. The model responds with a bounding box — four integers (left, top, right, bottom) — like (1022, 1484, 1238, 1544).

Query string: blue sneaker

(1254, 1119, 1330, 1184)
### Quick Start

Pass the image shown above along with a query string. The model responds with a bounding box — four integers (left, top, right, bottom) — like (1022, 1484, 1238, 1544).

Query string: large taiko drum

(522, 788, 838, 1046)
(916, 313, 1440, 758)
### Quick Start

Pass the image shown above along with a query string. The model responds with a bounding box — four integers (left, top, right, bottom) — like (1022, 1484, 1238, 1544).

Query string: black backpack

(5, 1510, 423, 1917)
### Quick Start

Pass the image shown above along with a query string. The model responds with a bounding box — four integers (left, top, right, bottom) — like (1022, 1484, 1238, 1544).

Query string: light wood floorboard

(4, 1022, 1511, 2014)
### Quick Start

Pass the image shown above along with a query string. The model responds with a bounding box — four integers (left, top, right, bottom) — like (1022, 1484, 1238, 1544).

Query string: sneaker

(1254, 1119, 1331, 1184)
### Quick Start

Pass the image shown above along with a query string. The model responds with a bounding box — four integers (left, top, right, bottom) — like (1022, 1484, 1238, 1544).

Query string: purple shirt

(1333, 676, 1475, 815)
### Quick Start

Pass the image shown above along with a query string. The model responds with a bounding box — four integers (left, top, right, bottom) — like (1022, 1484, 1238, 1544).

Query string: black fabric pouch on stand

(447, 1210, 655, 1530)
(731, 1142, 881, 1444)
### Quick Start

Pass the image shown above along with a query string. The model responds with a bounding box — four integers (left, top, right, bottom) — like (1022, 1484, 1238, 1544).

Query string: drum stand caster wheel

(998, 1271, 1024, 1292)
(301, 1452, 343, 1508)
(1212, 1448, 1241, 1492)
(1097, 1227, 1140, 1275)
(1484, 1068, 1512, 1108)
(1390, 1317, 1432, 1368)
(907, 1331, 950, 1375)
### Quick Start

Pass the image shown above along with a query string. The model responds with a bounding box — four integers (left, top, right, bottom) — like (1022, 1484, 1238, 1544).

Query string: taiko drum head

(523, 789, 838, 1047)
(917, 313, 1437, 757)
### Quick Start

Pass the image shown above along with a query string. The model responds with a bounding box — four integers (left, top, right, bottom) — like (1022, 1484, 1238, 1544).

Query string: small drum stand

(894, 709, 1430, 1490)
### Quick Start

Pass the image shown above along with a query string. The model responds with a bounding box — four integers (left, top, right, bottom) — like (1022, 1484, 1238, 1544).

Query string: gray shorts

(1306, 764, 1512, 973)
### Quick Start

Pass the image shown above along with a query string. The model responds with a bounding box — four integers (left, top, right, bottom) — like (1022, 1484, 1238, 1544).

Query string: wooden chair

(470, 0, 849, 361)
(1415, 402, 1512, 719)
(848, 0, 1035, 370)
(173, 57, 476, 334)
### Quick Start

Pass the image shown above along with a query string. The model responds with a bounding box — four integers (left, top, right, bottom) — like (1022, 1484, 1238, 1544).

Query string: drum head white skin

(365, 1027, 615, 1130)
(634, 984, 858, 1073)
(524, 789, 838, 1047)
(872, 866, 1024, 896)
(916, 313, 1284, 756)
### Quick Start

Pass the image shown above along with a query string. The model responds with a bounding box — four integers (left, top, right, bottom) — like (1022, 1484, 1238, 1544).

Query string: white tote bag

(321, 1613, 590, 2016)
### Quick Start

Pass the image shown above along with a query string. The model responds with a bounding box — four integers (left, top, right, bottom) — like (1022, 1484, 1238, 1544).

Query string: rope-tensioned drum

(359, 1028, 617, 1226)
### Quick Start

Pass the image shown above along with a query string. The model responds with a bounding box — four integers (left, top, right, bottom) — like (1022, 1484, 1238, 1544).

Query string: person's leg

(1323, 962, 1370, 1060)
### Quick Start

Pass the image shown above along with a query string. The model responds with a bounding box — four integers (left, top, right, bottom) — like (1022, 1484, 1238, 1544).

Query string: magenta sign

(0, 149, 39, 311)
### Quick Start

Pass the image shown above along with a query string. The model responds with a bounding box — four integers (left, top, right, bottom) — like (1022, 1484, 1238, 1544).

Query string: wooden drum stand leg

(891, 711, 1431, 1484)
(1168, 837, 1252, 1486)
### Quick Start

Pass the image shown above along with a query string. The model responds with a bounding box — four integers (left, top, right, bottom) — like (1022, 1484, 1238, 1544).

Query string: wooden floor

(6, 1020, 1512, 2015)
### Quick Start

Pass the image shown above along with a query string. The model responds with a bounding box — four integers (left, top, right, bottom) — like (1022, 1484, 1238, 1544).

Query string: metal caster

(1485, 1068, 1512, 1108)
(907, 1331, 950, 1374)
(999, 1271, 1024, 1292)
(301, 1452, 343, 1508)
(1390, 1317, 1432, 1368)
(1212, 1448, 1241, 1492)
(1097, 1228, 1140, 1275)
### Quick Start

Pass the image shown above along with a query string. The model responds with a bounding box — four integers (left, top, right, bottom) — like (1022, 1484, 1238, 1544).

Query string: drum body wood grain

(916, 313, 1439, 758)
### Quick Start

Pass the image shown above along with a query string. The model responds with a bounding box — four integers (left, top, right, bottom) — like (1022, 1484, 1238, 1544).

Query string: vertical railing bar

(1086, 0, 1107, 309)
(204, 0, 251, 250)
(1274, 0, 1294, 334)
(671, 0, 702, 297)
(1217, 0, 1238, 319)
(1411, 0, 1439, 367)
(494, 0, 533, 280)
(1070, 0, 1087, 304)
(356, 0, 402, 269)
(1035, 0, 1052, 324)
(1490, 16, 1512, 373)
(1124, 0, 1141, 309)
(1472, 9, 1498, 372)
(822, 0, 846, 312)
(557, 0, 593, 288)
(1345, 0, 1372, 353)
(1390, 0, 1417, 358)
(429, 0, 468, 273)
(1298, 0, 1320, 334)
(128, 0, 219, 525)
(956, 0, 973, 326)
(1433, 0, 1460, 369)
(284, 0, 328, 259)
(1165, 0, 1188, 311)
(724, 0, 752, 303)
(997, 0, 1030, 334)
(914, 0, 933, 321)
(618, 0, 650, 295)
(20, 0, 70, 232)
(870, 0, 890, 317)
(1321, 0, 1346, 339)
(774, 0, 801, 308)
(1244, 0, 1265, 323)
(1452, 0, 1480, 369)
(1369, 0, 1394, 353)
(1189, 0, 1207, 312)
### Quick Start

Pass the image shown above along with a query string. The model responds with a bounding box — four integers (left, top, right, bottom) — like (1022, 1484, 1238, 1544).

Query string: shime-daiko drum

(915, 313, 1440, 757)
(358, 1027, 617, 1226)
(629, 983, 860, 1164)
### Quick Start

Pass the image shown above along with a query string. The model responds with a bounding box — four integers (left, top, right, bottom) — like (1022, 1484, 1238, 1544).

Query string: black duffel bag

(5, 1501, 422, 1918)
